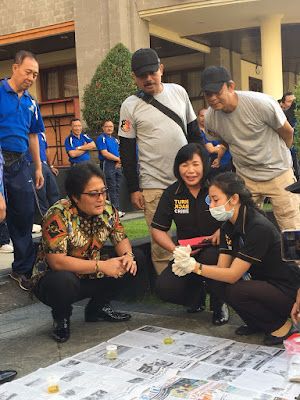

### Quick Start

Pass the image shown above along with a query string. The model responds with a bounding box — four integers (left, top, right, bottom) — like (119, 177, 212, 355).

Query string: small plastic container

(163, 337, 174, 345)
(47, 376, 59, 394)
(106, 344, 117, 360)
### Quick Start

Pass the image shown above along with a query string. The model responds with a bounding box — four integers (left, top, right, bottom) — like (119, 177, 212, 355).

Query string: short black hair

(282, 92, 294, 103)
(65, 162, 105, 201)
(70, 118, 81, 126)
(197, 107, 207, 116)
(173, 143, 210, 186)
(14, 50, 38, 65)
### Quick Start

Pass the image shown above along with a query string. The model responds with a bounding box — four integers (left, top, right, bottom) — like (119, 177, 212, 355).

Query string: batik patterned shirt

(31, 197, 127, 285)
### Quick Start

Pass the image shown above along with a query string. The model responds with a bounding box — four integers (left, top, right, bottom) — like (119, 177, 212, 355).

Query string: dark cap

(285, 181, 300, 194)
(201, 66, 232, 93)
(131, 48, 160, 77)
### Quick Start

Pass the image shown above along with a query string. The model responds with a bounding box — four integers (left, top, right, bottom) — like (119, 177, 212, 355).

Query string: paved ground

(0, 210, 290, 381)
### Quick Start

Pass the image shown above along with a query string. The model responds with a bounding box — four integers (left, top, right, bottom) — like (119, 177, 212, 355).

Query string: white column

(260, 14, 283, 99)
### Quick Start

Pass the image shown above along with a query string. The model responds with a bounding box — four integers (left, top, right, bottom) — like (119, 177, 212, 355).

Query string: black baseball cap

(131, 48, 160, 77)
(201, 66, 232, 93)
(285, 181, 300, 194)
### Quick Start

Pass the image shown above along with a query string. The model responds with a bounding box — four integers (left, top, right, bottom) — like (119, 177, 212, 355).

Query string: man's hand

(115, 161, 122, 169)
(35, 169, 44, 189)
(131, 191, 145, 210)
(211, 158, 220, 168)
(0, 193, 6, 223)
(50, 166, 59, 176)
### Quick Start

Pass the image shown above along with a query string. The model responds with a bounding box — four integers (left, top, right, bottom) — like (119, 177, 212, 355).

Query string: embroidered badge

(225, 233, 232, 250)
(174, 199, 189, 214)
(121, 120, 130, 132)
(28, 105, 34, 112)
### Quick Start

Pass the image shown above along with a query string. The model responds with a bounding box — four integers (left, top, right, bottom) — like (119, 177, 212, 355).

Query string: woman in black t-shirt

(151, 143, 229, 326)
(173, 172, 300, 345)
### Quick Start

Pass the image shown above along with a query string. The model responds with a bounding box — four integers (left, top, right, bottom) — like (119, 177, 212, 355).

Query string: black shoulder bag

(135, 89, 187, 137)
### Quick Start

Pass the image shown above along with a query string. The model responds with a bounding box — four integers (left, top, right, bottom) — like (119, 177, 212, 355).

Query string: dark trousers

(104, 161, 122, 211)
(213, 279, 295, 333)
(33, 270, 126, 320)
(28, 162, 60, 216)
(4, 155, 35, 274)
(0, 219, 10, 246)
(156, 246, 223, 311)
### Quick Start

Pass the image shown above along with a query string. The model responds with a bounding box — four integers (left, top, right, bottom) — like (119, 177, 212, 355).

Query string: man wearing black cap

(119, 48, 204, 274)
(201, 65, 300, 231)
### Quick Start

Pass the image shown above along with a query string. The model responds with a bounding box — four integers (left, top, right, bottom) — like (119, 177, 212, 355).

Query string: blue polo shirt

(202, 129, 231, 166)
(0, 79, 45, 153)
(96, 133, 120, 161)
(65, 131, 93, 163)
(26, 132, 48, 162)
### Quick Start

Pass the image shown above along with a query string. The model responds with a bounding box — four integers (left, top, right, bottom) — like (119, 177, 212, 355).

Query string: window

(40, 64, 79, 101)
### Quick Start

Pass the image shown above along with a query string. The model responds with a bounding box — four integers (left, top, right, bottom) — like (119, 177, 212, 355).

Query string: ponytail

(210, 172, 265, 215)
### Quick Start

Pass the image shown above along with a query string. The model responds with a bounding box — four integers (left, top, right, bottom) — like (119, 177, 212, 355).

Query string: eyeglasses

(82, 188, 108, 198)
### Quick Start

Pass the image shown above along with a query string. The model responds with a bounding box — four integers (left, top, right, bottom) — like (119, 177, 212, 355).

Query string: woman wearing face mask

(151, 143, 229, 326)
(173, 172, 300, 345)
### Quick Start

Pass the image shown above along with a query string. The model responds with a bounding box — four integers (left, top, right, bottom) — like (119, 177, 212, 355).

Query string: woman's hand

(101, 257, 127, 279)
(121, 254, 137, 276)
(207, 229, 220, 246)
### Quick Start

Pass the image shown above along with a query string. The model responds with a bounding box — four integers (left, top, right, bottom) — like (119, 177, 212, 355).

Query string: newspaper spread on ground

(0, 325, 299, 400)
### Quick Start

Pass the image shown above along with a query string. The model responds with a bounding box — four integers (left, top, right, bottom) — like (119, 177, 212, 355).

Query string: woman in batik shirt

(31, 162, 137, 343)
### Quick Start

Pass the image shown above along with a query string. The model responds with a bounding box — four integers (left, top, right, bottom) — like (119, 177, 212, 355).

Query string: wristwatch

(123, 251, 135, 259)
(78, 146, 82, 150)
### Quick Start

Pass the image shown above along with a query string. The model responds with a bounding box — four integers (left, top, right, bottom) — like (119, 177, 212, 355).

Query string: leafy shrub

(82, 43, 137, 131)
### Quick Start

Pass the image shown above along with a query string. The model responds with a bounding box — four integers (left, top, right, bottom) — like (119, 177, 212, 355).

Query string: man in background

(96, 121, 125, 218)
(0, 50, 44, 290)
(119, 48, 204, 274)
(65, 118, 96, 166)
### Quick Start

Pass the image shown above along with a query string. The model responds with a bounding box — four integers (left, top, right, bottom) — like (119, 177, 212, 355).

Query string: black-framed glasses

(81, 188, 108, 198)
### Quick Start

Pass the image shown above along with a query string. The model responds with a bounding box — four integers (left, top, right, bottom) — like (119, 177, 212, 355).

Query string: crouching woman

(173, 172, 300, 345)
(31, 162, 137, 343)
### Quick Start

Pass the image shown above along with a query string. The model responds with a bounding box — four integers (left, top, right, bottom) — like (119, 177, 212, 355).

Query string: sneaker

(32, 224, 42, 233)
(0, 244, 14, 253)
(10, 271, 31, 291)
(118, 211, 126, 218)
(212, 303, 230, 326)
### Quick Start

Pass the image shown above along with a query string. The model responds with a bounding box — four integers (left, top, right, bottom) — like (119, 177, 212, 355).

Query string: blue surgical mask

(209, 197, 235, 221)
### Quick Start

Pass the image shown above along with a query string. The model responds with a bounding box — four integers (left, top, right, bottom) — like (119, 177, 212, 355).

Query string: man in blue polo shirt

(96, 120, 125, 218)
(26, 132, 60, 216)
(0, 50, 45, 291)
(65, 118, 96, 165)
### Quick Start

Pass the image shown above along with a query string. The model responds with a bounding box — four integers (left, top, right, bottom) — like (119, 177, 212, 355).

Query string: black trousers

(33, 270, 126, 320)
(213, 279, 295, 333)
(155, 246, 223, 310)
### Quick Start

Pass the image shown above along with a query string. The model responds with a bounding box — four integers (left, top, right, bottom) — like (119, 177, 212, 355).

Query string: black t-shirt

(151, 181, 221, 240)
(220, 205, 300, 299)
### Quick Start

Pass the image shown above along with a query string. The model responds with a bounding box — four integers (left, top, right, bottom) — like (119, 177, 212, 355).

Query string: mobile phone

(178, 236, 212, 250)
(281, 230, 300, 261)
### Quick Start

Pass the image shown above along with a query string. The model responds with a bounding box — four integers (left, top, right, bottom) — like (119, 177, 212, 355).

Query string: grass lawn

(122, 218, 176, 241)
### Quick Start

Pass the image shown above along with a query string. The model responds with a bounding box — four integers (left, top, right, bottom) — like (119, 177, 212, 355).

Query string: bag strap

(135, 89, 187, 137)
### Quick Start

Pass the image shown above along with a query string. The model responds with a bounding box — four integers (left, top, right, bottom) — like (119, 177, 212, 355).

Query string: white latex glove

(173, 245, 191, 262)
(172, 256, 196, 277)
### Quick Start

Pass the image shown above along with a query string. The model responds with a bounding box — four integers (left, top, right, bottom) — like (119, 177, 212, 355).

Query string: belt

(2, 150, 26, 167)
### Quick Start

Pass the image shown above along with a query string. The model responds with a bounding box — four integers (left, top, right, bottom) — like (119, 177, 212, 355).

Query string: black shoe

(212, 303, 229, 326)
(235, 325, 262, 336)
(0, 370, 17, 385)
(52, 318, 70, 343)
(10, 271, 31, 291)
(263, 322, 299, 346)
(85, 302, 131, 322)
(187, 304, 206, 313)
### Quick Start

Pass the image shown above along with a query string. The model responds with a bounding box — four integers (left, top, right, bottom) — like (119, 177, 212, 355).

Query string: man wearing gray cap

(201, 65, 300, 230)
(119, 48, 204, 275)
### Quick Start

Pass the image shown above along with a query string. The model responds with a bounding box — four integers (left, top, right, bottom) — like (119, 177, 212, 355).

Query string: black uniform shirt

(151, 181, 221, 240)
(220, 205, 300, 299)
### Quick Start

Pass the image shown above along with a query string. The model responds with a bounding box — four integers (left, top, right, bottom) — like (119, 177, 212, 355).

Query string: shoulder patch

(121, 120, 130, 132)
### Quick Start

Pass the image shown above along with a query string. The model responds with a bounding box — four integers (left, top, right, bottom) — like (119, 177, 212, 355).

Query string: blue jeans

(0, 220, 10, 246)
(4, 155, 35, 274)
(104, 161, 122, 210)
(28, 162, 60, 216)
